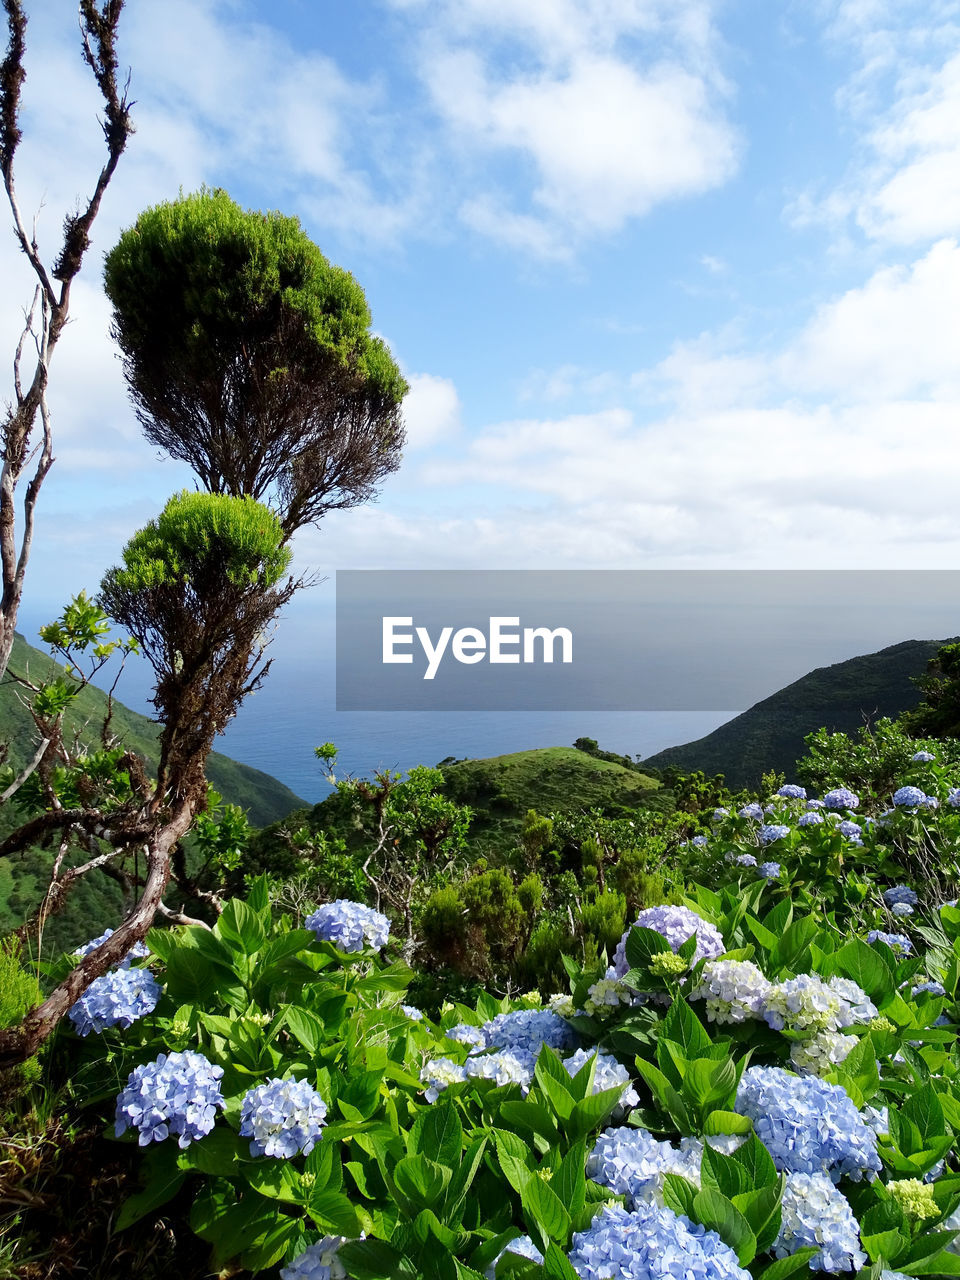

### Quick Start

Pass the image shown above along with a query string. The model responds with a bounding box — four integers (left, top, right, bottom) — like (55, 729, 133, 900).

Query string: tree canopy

(103, 188, 407, 535)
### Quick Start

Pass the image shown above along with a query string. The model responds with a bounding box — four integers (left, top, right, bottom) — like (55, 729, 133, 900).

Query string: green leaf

(339, 1238, 418, 1280)
(555, 1141, 587, 1220)
(521, 1175, 572, 1247)
(393, 1155, 450, 1212)
(662, 1173, 699, 1219)
(753, 1249, 819, 1280)
(837, 939, 895, 1001)
(495, 1129, 534, 1196)
(699, 1145, 749, 1199)
(498, 1100, 559, 1144)
(769, 917, 819, 974)
(660, 999, 711, 1057)
(542, 1242, 582, 1280)
(217, 898, 268, 953)
(624, 926, 672, 969)
(116, 1168, 187, 1229)
(703, 1111, 753, 1138)
(412, 1100, 462, 1168)
(283, 1005, 327, 1054)
(567, 1087, 625, 1142)
(683, 1057, 738, 1114)
(728, 1133, 779, 1190)
(731, 1178, 783, 1254)
(692, 1189, 757, 1265)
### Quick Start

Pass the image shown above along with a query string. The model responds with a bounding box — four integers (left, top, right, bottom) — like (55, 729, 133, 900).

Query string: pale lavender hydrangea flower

(867, 930, 912, 954)
(68, 966, 161, 1036)
(587, 1126, 703, 1207)
(806, 799, 826, 810)
(420, 1057, 467, 1102)
(760, 824, 790, 844)
(912, 750, 936, 763)
(778, 785, 807, 799)
(775, 1172, 866, 1272)
(281, 1238, 347, 1280)
(690, 958, 771, 1024)
(739, 803, 764, 821)
(893, 786, 925, 809)
(239, 1077, 327, 1158)
(798, 812, 823, 827)
(563, 1048, 639, 1112)
(735, 853, 757, 867)
(115, 1050, 225, 1147)
(758, 861, 781, 879)
(446, 1023, 486, 1050)
(304, 900, 390, 952)
(73, 928, 150, 967)
(613, 905, 724, 976)
(837, 820, 861, 839)
(823, 788, 859, 811)
(567, 1201, 750, 1280)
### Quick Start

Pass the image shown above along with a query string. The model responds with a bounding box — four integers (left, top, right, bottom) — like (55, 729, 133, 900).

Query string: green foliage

(902, 641, 960, 738)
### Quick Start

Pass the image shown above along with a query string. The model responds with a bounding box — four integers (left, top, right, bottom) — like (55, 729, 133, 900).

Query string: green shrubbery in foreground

(3, 724, 960, 1279)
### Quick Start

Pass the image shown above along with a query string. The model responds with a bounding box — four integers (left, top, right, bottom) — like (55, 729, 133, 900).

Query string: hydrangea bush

(59, 795, 960, 1280)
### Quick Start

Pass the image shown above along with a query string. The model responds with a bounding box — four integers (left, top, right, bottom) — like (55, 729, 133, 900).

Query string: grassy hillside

(2, 633, 306, 827)
(643, 637, 949, 789)
(439, 746, 661, 850)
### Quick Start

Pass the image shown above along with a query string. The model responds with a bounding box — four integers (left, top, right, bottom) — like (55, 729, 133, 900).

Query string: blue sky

(5, 0, 960, 646)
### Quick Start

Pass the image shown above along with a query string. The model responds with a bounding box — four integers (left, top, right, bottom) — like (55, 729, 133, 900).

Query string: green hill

(2, 633, 306, 828)
(439, 746, 661, 850)
(643, 638, 950, 789)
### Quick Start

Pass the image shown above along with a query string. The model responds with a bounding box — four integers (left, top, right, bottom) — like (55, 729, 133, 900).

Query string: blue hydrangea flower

(823, 788, 859, 811)
(115, 1050, 225, 1147)
(400, 1004, 423, 1021)
(805, 799, 826, 810)
(239, 1077, 327, 1158)
(867, 930, 912, 954)
(777, 784, 807, 799)
(446, 1023, 486, 1050)
(481, 1008, 578, 1057)
(775, 1172, 865, 1273)
(760, 824, 790, 844)
(304, 900, 390, 952)
(911, 981, 946, 998)
(691, 834, 709, 847)
(798, 811, 823, 827)
(757, 861, 782, 879)
(890, 901, 914, 918)
(464, 1047, 535, 1092)
(567, 1201, 750, 1280)
(735, 853, 757, 867)
(712, 807, 729, 821)
(893, 786, 925, 809)
(563, 1048, 639, 1111)
(613, 905, 725, 976)
(420, 1056, 468, 1102)
(484, 1235, 543, 1278)
(912, 750, 936, 762)
(735, 1066, 881, 1182)
(68, 966, 161, 1036)
(73, 928, 150, 967)
(587, 1126, 703, 1207)
(739, 803, 764, 821)
(837, 821, 861, 839)
(922, 794, 939, 809)
(948, 789, 960, 809)
(884, 885, 918, 908)
(281, 1238, 347, 1280)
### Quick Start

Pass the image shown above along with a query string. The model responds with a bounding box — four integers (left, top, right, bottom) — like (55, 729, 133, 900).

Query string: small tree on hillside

(103, 188, 407, 536)
(0, 1, 133, 682)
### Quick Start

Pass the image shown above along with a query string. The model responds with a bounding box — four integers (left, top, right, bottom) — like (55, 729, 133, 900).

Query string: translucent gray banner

(335, 570, 960, 711)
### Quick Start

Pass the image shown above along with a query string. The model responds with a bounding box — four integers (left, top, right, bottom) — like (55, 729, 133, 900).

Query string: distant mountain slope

(2, 634, 306, 828)
(643, 638, 950, 790)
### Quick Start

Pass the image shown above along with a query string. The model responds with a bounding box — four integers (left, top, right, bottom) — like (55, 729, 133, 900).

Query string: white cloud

(402, 0, 738, 253)
(402, 373, 462, 448)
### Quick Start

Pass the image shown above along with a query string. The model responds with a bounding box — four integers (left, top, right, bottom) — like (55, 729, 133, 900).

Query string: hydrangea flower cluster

(567, 1201, 750, 1280)
(68, 966, 161, 1036)
(739, 803, 764, 820)
(890, 902, 914, 918)
(837, 821, 862, 842)
(759, 824, 790, 844)
(822, 788, 859, 810)
(613, 905, 725, 976)
(888, 1178, 940, 1222)
(239, 1077, 327, 1158)
(798, 811, 823, 827)
(563, 1049, 639, 1111)
(912, 750, 936, 762)
(400, 1004, 423, 1021)
(884, 885, 918, 908)
(585, 975, 640, 1016)
(867, 930, 912, 954)
(446, 1023, 486, 1050)
(911, 981, 946, 998)
(484, 1235, 544, 1278)
(735, 1066, 881, 1182)
(463, 1047, 535, 1092)
(420, 1056, 468, 1102)
(690, 959, 772, 1024)
(280, 1237, 347, 1280)
(777, 784, 807, 799)
(481, 1008, 578, 1056)
(757, 862, 781, 879)
(763, 974, 876, 1037)
(304, 900, 390, 952)
(789, 1030, 858, 1077)
(735, 852, 758, 867)
(73, 928, 150, 967)
(775, 1172, 865, 1273)
(587, 1126, 703, 1207)
(892, 786, 926, 809)
(115, 1050, 225, 1147)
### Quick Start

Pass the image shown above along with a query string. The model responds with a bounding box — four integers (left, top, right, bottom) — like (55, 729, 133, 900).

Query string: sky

(4, 0, 960, 650)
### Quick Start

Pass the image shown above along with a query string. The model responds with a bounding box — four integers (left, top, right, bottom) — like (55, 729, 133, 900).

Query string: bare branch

(0, 732, 47, 803)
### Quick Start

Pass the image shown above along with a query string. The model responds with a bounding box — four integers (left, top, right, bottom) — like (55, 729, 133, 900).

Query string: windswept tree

(0, 0, 133, 680)
(103, 188, 407, 536)
(0, 491, 298, 1065)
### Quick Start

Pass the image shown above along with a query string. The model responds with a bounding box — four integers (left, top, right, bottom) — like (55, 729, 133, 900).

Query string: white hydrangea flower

(790, 1030, 858, 1077)
(690, 959, 772, 1024)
